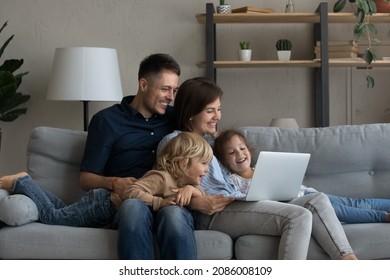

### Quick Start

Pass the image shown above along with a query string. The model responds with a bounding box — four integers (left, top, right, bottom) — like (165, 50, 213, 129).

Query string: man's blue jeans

(13, 175, 115, 227)
(112, 198, 196, 260)
(327, 194, 390, 223)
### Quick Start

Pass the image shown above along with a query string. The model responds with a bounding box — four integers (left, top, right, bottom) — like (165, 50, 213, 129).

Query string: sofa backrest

(239, 123, 390, 198)
(26, 126, 87, 204)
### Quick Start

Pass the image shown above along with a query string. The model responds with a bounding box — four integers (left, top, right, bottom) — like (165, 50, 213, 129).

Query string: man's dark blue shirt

(80, 95, 174, 179)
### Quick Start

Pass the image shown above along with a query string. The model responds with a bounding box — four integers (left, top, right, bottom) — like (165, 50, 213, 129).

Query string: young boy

(0, 132, 212, 227)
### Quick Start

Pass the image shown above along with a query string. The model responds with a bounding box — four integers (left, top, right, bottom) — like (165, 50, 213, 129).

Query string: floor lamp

(46, 47, 123, 131)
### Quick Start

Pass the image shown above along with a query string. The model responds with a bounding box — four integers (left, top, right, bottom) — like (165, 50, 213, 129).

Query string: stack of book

(314, 40, 360, 59)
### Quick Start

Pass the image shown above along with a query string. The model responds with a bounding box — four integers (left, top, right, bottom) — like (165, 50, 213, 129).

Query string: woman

(157, 77, 357, 260)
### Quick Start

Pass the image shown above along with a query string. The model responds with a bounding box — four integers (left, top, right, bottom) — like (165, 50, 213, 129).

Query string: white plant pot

(238, 49, 252, 61)
(277, 50, 291, 61)
(217, 5, 232, 14)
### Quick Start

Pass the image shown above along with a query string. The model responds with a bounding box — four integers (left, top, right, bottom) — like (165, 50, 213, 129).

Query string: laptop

(240, 151, 311, 201)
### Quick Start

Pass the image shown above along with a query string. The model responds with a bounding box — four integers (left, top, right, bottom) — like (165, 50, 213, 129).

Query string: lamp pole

(83, 100, 89, 132)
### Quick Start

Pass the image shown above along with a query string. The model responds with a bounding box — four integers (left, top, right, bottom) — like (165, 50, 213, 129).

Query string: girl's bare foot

(0, 172, 29, 190)
(341, 253, 358, 260)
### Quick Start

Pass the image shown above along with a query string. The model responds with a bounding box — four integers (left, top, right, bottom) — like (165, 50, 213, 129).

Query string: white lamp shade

(46, 47, 123, 101)
(269, 118, 299, 128)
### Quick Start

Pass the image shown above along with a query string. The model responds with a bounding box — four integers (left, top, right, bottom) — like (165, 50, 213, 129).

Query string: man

(79, 53, 197, 259)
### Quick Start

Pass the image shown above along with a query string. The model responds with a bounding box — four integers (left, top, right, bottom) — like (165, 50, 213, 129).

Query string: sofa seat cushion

(0, 194, 38, 226)
(234, 223, 390, 260)
(0, 222, 233, 260)
(0, 223, 118, 259)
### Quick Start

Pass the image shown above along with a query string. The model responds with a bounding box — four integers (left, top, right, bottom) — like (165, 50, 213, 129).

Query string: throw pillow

(0, 189, 9, 199)
(0, 194, 38, 226)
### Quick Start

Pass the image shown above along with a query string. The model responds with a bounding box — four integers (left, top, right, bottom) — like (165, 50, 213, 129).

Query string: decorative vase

(375, 0, 390, 13)
(238, 49, 252, 61)
(217, 5, 232, 14)
(277, 50, 291, 61)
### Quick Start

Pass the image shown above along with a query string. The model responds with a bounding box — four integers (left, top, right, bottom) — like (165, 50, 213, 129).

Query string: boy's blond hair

(156, 132, 213, 180)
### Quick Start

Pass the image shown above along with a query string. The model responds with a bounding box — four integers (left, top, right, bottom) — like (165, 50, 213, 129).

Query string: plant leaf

(0, 34, 13, 60)
(333, 0, 347, 12)
(367, 22, 378, 35)
(364, 48, 374, 64)
(367, 0, 377, 13)
(0, 108, 27, 122)
(366, 75, 375, 88)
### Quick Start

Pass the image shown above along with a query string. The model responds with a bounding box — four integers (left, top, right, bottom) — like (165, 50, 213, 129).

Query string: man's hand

(189, 195, 234, 215)
(112, 177, 137, 200)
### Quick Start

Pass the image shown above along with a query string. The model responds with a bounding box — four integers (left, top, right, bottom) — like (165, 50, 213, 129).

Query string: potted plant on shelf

(276, 39, 292, 61)
(0, 21, 30, 150)
(333, 0, 390, 87)
(238, 41, 252, 61)
(217, 0, 232, 14)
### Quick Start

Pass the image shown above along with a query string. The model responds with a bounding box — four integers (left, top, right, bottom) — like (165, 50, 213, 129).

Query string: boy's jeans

(13, 175, 115, 227)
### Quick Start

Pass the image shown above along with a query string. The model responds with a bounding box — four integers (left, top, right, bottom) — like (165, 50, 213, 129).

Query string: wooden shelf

(329, 59, 390, 67)
(197, 60, 320, 68)
(197, 2, 390, 127)
(197, 59, 390, 68)
(196, 12, 390, 24)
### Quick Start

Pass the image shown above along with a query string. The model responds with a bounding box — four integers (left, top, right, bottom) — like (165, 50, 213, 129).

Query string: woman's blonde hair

(156, 132, 213, 180)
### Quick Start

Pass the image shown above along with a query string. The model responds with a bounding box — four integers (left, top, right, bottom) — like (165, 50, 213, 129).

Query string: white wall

(1, 0, 389, 174)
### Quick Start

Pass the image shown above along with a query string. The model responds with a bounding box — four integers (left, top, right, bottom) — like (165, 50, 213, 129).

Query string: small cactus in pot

(276, 39, 292, 61)
(238, 41, 252, 61)
(276, 39, 292, 51)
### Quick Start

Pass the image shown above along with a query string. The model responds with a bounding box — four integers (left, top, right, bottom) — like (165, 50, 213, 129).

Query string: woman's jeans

(112, 199, 196, 260)
(13, 175, 116, 227)
(326, 194, 390, 223)
(195, 192, 354, 260)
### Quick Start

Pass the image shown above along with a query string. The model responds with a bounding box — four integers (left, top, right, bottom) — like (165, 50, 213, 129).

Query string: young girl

(0, 132, 212, 227)
(214, 129, 390, 224)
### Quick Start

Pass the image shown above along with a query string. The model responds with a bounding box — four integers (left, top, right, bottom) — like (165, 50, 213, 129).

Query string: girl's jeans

(327, 194, 389, 223)
(13, 175, 116, 227)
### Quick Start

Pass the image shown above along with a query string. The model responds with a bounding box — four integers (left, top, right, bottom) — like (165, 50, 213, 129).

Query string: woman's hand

(189, 195, 234, 215)
(160, 196, 177, 208)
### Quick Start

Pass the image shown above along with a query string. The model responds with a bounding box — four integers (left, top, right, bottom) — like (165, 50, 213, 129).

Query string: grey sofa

(1, 123, 390, 259)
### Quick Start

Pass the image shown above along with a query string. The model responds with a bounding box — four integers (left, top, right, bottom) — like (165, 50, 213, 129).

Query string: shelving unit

(196, 2, 390, 127)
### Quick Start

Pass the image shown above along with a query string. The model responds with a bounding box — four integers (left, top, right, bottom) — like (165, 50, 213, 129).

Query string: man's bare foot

(0, 172, 29, 190)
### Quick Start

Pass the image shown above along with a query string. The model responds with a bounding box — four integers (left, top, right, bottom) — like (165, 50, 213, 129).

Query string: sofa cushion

(0, 194, 38, 226)
(239, 124, 390, 198)
(26, 126, 87, 204)
(0, 189, 8, 200)
(0, 222, 232, 259)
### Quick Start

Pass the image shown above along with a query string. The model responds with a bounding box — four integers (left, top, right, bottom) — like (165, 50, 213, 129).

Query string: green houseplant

(276, 39, 292, 51)
(217, 0, 231, 14)
(0, 21, 30, 122)
(0, 21, 30, 152)
(333, 0, 390, 87)
(276, 39, 292, 61)
(238, 41, 252, 61)
(239, 41, 250, 50)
